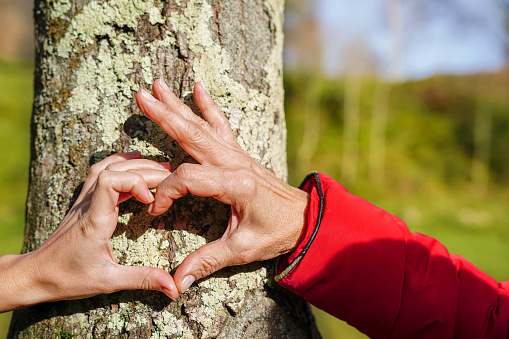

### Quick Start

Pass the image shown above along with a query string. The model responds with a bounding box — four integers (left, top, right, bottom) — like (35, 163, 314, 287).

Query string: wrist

(281, 186, 310, 255)
(275, 173, 322, 282)
(0, 253, 37, 312)
(0, 250, 57, 312)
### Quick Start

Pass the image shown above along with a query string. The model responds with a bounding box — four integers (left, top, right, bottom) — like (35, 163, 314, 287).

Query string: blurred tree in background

(1, 0, 509, 338)
(0, 0, 33, 60)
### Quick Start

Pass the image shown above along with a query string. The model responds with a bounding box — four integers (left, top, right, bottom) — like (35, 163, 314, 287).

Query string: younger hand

(136, 80, 309, 294)
(0, 152, 178, 312)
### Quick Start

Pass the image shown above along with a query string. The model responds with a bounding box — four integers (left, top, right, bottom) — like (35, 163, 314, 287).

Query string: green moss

(58, 330, 73, 339)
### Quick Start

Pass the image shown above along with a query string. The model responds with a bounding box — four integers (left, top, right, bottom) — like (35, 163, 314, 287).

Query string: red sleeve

(276, 173, 509, 338)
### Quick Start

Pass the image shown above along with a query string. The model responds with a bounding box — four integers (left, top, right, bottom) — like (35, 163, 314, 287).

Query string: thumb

(174, 239, 235, 293)
(111, 265, 179, 300)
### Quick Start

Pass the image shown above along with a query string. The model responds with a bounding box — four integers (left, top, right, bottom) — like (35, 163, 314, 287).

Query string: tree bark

(9, 0, 320, 337)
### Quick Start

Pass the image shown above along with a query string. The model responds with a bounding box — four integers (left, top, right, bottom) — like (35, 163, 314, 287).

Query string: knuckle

(104, 162, 118, 171)
(154, 106, 172, 124)
(140, 272, 154, 291)
(197, 255, 222, 277)
(185, 120, 199, 136)
(235, 169, 257, 196)
(197, 119, 210, 130)
(175, 163, 194, 182)
(96, 170, 113, 187)
(128, 170, 147, 187)
(154, 180, 174, 205)
(132, 172, 144, 184)
(184, 121, 207, 143)
(89, 163, 102, 177)
(156, 176, 172, 193)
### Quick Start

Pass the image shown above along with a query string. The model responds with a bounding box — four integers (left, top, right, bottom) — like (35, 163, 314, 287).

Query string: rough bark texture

(9, 0, 320, 338)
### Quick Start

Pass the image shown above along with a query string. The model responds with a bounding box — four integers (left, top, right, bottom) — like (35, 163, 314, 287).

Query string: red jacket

(276, 173, 509, 338)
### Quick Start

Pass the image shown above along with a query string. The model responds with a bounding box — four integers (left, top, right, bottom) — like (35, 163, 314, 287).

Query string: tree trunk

(9, 0, 320, 337)
(470, 108, 492, 197)
(296, 75, 321, 176)
(368, 80, 390, 184)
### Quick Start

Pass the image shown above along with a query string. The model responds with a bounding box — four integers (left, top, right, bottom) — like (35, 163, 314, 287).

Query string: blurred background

(1, 0, 509, 337)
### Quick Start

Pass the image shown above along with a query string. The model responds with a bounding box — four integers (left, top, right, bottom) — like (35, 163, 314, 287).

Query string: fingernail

(163, 286, 179, 300)
(198, 81, 207, 91)
(140, 89, 157, 103)
(181, 275, 195, 293)
(160, 79, 171, 92)
(148, 203, 155, 214)
(147, 190, 155, 203)
(127, 150, 141, 157)
(159, 162, 171, 170)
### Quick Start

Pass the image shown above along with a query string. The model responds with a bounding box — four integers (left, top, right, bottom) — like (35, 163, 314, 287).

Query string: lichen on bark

(9, 0, 320, 338)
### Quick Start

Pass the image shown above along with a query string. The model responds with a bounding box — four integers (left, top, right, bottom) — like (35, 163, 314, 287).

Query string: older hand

(136, 80, 309, 294)
(0, 152, 178, 312)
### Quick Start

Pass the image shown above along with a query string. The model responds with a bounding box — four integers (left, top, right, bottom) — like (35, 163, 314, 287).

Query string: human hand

(0, 152, 178, 312)
(136, 80, 309, 294)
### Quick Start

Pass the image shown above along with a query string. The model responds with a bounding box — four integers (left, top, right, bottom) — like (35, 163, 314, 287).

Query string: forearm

(0, 253, 43, 313)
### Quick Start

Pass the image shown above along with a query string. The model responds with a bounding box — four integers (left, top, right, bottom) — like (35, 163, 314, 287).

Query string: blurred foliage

(1, 55, 509, 338)
(286, 70, 509, 193)
(0, 56, 33, 338)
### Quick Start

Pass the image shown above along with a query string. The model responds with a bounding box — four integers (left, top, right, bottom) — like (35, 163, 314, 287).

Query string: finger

(127, 169, 171, 187)
(77, 168, 170, 219)
(117, 169, 171, 203)
(86, 151, 142, 184)
(88, 171, 155, 227)
(193, 82, 237, 144)
(152, 79, 208, 128)
(105, 159, 171, 173)
(174, 239, 236, 293)
(78, 151, 142, 203)
(110, 265, 179, 300)
(82, 160, 170, 204)
(149, 163, 234, 215)
(136, 89, 227, 166)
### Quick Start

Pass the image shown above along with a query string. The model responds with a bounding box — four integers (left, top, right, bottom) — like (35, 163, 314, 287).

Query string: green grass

(0, 56, 33, 338)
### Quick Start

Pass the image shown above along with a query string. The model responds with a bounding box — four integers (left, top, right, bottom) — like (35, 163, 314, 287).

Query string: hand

(0, 152, 178, 312)
(136, 80, 309, 294)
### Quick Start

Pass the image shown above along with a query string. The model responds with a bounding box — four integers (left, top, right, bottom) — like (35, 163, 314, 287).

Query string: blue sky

(310, 0, 507, 79)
